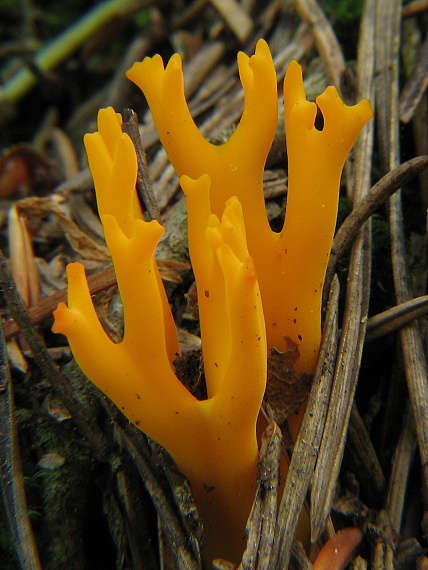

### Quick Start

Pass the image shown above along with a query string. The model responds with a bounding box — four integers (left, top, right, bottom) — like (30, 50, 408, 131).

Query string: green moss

(320, 0, 364, 23)
(134, 10, 152, 30)
(320, 0, 364, 59)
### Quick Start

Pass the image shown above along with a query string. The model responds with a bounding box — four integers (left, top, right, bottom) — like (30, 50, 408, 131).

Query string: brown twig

(366, 295, 428, 342)
(0, 318, 42, 570)
(324, 156, 428, 306)
(3, 257, 189, 339)
(122, 108, 161, 221)
(293, 0, 347, 97)
(310, 6, 376, 536)
(3, 265, 117, 339)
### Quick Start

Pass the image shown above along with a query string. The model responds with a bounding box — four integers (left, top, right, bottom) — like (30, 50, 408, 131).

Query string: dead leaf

(17, 196, 110, 261)
(264, 337, 313, 424)
(156, 258, 190, 283)
(173, 349, 207, 400)
(0, 144, 60, 199)
(8, 204, 40, 307)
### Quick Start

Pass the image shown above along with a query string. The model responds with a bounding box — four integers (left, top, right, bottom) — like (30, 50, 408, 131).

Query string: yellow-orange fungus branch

(53, 41, 373, 566)
(127, 40, 373, 375)
(53, 106, 266, 565)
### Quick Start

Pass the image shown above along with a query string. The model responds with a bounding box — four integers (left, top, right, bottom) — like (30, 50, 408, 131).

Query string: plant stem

(1, 0, 144, 103)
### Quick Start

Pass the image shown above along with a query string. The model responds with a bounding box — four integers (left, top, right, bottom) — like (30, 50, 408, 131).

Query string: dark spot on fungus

(214, 362, 218, 367)
(204, 484, 215, 493)
(136, 393, 140, 399)
(205, 289, 209, 297)
(293, 319, 297, 324)
(298, 334, 302, 341)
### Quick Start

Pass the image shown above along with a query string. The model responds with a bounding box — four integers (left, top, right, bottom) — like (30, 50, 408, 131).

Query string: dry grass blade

(293, 0, 346, 92)
(399, 34, 428, 123)
(310, 0, 376, 539)
(385, 401, 418, 532)
(311, 225, 371, 541)
(376, 0, 428, 500)
(209, 0, 253, 42)
(7, 203, 41, 372)
(290, 541, 313, 570)
(0, 319, 42, 570)
(183, 42, 226, 99)
(347, 404, 386, 507)
(270, 276, 340, 569)
(239, 422, 282, 570)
